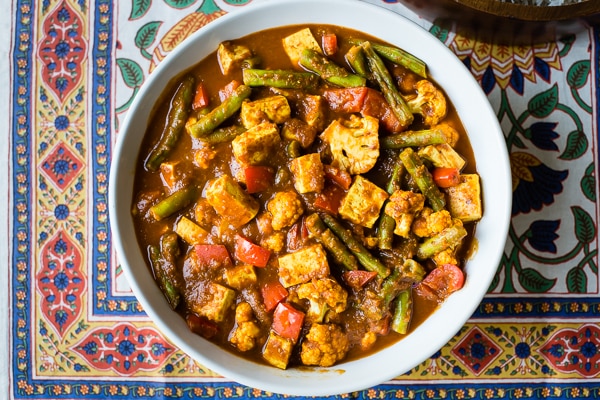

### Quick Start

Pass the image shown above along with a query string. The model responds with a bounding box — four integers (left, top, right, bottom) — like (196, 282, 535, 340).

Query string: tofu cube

(277, 243, 329, 288)
(225, 264, 257, 290)
(444, 174, 482, 222)
(232, 122, 281, 166)
(241, 95, 291, 129)
(175, 216, 208, 245)
(189, 282, 235, 322)
(217, 41, 253, 75)
(205, 175, 259, 227)
(418, 143, 466, 170)
(282, 28, 323, 67)
(339, 176, 388, 228)
(263, 331, 294, 369)
(289, 153, 324, 194)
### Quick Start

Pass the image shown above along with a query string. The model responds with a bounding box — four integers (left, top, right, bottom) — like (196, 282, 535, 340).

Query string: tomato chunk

(432, 167, 461, 188)
(192, 82, 210, 110)
(342, 270, 378, 290)
(322, 33, 338, 56)
(244, 166, 275, 194)
(417, 263, 465, 302)
(234, 234, 271, 267)
(186, 313, 218, 339)
(195, 244, 232, 267)
(272, 302, 305, 342)
(323, 164, 352, 190)
(262, 281, 289, 312)
(314, 184, 346, 215)
(219, 80, 242, 102)
(322, 87, 368, 113)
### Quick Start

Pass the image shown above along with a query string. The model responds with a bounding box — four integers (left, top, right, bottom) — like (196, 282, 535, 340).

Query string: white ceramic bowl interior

(108, 0, 511, 396)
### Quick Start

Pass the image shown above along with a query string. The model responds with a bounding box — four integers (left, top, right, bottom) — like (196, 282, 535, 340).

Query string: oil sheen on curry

(132, 24, 482, 370)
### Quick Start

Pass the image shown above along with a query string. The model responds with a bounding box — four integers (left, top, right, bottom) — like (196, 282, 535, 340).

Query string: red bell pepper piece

(234, 234, 271, 267)
(244, 166, 275, 194)
(342, 270, 378, 290)
(272, 302, 305, 342)
(195, 244, 232, 267)
(432, 167, 461, 188)
(192, 82, 210, 110)
(262, 281, 289, 312)
(417, 263, 465, 302)
(322, 33, 338, 56)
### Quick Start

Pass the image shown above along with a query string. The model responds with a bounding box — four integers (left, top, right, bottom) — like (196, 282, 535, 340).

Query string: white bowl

(109, 0, 511, 395)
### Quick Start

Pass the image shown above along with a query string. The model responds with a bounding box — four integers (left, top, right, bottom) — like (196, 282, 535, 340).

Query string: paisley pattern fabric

(5, 0, 600, 398)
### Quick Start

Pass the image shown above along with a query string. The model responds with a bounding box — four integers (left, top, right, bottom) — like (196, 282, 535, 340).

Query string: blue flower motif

(66, 294, 76, 303)
(124, 360, 131, 370)
(57, 6, 71, 22)
(164, 364, 174, 373)
(105, 333, 114, 343)
(152, 343, 166, 356)
(47, 62, 56, 71)
(581, 341, 597, 358)
(53, 159, 70, 176)
(106, 354, 113, 364)
(55, 309, 68, 327)
(515, 342, 531, 359)
(39, 231, 48, 241)
(491, 366, 502, 375)
(46, 294, 55, 302)
(118, 339, 135, 356)
(74, 363, 82, 371)
(54, 204, 69, 220)
(470, 342, 486, 360)
(54, 238, 68, 254)
(512, 159, 568, 216)
(541, 365, 550, 374)
(526, 220, 560, 253)
(55, 41, 71, 59)
(54, 115, 70, 130)
(54, 271, 69, 290)
(82, 341, 98, 355)
(525, 122, 559, 151)
(40, 325, 48, 336)
(137, 353, 144, 362)
(55, 77, 68, 94)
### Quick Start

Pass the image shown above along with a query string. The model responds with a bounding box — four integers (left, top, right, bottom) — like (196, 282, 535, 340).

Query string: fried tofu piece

(289, 153, 325, 194)
(277, 243, 330, 288)
(205, 175, 259, 227)
(263, 331, 294, 369)
(232, 122, 281, 166)
(225, 264, 257, 290)
(188, 282, 235, 323)
(175, 216, 208, 245)
(282, 28, 322, 67)
(217, 41, 253, 75)
(418, 143, 466, 170)
(444, 174, 482, 222)
(240, 95, 291, 129)
(339, 176, 388, 229)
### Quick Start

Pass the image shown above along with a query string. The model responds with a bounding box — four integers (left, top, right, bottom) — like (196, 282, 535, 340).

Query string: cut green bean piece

(417, 224, 467, 259)
(199, 125, 246, 145)
(399, 148, 446, 212)
(242, 68, 319, 89)
(377, 159, 404, 250)
(381, 127, 449, 149)
(146, 75, 195, 171)
(349, 38, 427, 78)
(187, 84, 252, 138)
(391, 290, 412, 334)
(299, 49, 366, 88)
(305, 213, 359, 271)
(345, 45, 369, 78)
(149, 184, 198, 221)
(361, 41, 413, 127)
(149, 232, 181, 310)
(320, 213, 389, 278)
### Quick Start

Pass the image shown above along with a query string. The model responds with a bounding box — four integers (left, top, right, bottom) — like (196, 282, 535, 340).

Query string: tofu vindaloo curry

(132, 25, 483, 369)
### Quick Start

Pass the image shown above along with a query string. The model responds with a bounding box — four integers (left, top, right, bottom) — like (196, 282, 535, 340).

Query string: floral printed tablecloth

(4, 0, 600, 398)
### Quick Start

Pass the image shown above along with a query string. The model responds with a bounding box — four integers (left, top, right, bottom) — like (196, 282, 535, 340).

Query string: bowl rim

(108, 0, 512, 395)
(455, 0, 600, 21)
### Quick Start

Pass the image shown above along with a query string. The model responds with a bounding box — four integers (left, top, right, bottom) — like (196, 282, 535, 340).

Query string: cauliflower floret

(384, 190, 425, 238)
(320, 115, 379, 175)
(432, 248, 459, 266)
(405, 80, 447, 127)
(261, 232, 286, 253)
(296, 278, 348, 323)
(267, 191, 304, 231)
(300, 323, 350, 367)
(412, 208, 453, 238)
(229, 302, 263, 352)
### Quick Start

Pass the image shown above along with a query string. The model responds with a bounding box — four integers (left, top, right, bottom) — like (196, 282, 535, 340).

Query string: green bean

(381, 127, 449, 149)
(377, 158, 404, 250)
(399, 148, 446, 212)
(391, 290, 412, 334)
(187, 84, 252, 138)
(349, 38, 427, 78)
(345, 45, 369, 78)
(305, 213, 359, 271)
(299, 49, 366, 88)
(199, 125, 246, 145)
(320, 213, 389, 278)
(149, 232, 181, 310)
(361, 41, 414, 128)
(242, 68, 319, 89)
(145, 75, 195, 171)
(416, 224, 467, 259)
(149, 184, 198, 221)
